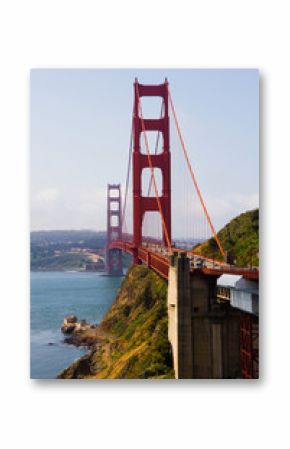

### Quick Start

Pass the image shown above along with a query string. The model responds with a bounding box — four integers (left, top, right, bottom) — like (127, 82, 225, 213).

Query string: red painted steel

(202, 267, 259, 281)
(240, 312, 259, 379)
(132, 79, 171, 263)
(106, 184, 123, 275)
(109, 240, 259, 281)
(168, 86, 225, 258)
(109, 241, 169, 279)
(108, 79, 259, 283)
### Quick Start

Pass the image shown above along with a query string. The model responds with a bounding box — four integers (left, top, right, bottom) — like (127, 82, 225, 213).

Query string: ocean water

(30, 271, 122, 379)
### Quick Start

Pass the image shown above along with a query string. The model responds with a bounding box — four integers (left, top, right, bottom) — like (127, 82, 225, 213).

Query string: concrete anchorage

(167, 251, 241, 379)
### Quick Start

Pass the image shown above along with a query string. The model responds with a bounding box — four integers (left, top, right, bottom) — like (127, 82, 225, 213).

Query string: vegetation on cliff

(193, 208, 259, 266)
(58, 265, 174, 379)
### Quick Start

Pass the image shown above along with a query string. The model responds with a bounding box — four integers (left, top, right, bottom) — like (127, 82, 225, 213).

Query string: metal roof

(217, 274, 242, 287)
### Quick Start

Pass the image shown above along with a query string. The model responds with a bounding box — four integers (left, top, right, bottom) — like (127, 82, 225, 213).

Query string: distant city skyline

(31, 69, 259, 236)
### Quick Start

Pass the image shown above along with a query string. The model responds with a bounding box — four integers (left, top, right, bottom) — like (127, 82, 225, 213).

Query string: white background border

(0, 1, 289, 448)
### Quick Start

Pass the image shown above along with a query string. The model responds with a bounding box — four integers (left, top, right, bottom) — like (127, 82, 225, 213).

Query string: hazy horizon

(30, 202, 259, 237)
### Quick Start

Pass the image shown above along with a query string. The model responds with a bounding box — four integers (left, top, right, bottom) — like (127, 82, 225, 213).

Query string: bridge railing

(108, 240, 259, 281)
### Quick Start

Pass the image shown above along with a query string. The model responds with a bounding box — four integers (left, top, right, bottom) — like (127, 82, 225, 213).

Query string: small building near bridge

(217, 274, 259, 316)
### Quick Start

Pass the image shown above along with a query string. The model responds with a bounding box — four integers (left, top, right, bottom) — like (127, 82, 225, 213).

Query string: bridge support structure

(168, 251, 241, 378)
(240, 312, 259, 378)
(106, 184, 123, 276)
(168, 252, 193, 378)
(132, 79, 171, 263)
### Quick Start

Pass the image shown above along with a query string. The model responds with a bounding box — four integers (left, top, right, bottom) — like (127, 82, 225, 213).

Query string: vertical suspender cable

(167, 86, 225, 258)
(121, 111, 133, 237)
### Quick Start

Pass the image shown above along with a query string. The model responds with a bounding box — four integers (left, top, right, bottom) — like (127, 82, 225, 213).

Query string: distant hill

(193, 208, 259, 267)
(30, 230, 107, 271)
(31, 230, 106, 249)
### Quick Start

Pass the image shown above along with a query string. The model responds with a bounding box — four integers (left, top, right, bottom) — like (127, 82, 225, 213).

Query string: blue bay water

(30, 271, 122, 379)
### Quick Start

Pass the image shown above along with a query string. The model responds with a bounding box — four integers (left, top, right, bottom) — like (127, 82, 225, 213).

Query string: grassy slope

(59, 265, 174, 379)
(193, 208, 259, 266)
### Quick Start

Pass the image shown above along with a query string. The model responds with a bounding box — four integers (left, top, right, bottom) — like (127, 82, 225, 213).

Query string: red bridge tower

(106, 184, 123, 275)
(133, 79, 171, 263)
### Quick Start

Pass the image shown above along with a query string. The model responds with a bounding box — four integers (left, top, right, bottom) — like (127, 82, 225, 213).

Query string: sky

(30, 69, 259, 237)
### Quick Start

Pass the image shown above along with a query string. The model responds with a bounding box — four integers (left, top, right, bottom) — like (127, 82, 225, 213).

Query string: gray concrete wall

(167, 252, 193, 379)
(167, 252, 241, 379)
(167, 256, 178, 375)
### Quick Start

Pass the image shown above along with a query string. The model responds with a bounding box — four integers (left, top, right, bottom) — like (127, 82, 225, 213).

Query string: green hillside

(193, 208, 259, 267)
(58, 265, 174, 379)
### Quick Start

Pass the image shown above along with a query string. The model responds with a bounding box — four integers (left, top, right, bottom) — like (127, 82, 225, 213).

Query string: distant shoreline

(30, 269, 106, 273)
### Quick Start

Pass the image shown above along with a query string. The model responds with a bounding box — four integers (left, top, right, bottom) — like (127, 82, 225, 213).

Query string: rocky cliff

(58, 265, 174, 379)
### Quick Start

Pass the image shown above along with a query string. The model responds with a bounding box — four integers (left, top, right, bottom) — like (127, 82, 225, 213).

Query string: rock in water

(60, 315, 99, 347)
(61, 315, 78, 334)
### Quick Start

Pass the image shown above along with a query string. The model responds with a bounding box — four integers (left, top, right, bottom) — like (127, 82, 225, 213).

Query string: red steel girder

(106, 184, 123, 275)
(132, 79, 171, 263)
(240, 312, 259, 379)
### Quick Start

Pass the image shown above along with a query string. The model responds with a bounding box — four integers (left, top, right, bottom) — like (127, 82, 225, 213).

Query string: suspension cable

(121, 110, 134, 236)
(136, 85, 172, 253)
(167, 86, 225, 258)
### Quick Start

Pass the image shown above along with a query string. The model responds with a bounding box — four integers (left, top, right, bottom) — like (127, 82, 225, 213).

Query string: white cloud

(31, 184, 259, 235)
(31, 187, 108, 230)
(203, 192, 259, 231)
(34, 188, 59, 204)
(205, 192, 259, 218)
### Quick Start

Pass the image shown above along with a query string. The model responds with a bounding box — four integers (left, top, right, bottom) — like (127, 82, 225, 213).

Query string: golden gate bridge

(105, 78, 258, 378)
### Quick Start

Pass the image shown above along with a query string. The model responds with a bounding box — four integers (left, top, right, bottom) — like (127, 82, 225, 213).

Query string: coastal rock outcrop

(61, 315, 78, 333)
(58, 265, 174, 379)
(61, 316, 98, 347)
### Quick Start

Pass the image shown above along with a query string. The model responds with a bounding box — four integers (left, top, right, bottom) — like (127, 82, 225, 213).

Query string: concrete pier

(167, 252, 241, 379)
(168, 252, 193, 378)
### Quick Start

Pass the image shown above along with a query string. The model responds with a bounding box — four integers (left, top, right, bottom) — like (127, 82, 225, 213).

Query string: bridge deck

(109, 241, 259, 281)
